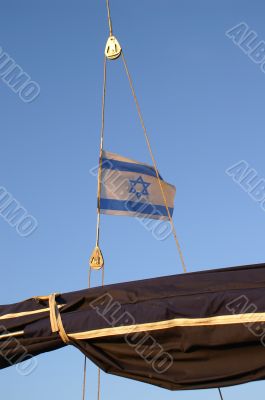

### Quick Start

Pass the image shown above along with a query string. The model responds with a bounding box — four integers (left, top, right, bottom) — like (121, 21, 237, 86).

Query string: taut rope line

(106, 0, 113, 36)
(121, 51, 187, 274)
(96, 55, 107, 248)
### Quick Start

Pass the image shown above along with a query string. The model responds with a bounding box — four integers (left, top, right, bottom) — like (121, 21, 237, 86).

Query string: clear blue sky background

(1, 0, 265, 398)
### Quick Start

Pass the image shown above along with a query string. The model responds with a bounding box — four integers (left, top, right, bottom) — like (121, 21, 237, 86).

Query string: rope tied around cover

(48, 293, 70, 344)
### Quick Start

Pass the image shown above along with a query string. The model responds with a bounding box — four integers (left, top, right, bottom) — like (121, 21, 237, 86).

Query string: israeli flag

(99, 151, 176, 220)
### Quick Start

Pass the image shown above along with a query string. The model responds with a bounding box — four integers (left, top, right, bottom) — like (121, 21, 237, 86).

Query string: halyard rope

(121, 51, 187, 274)
(82, 52, 107, 400)
(95, 54, 107, 247)
(106, 0, 113, 36)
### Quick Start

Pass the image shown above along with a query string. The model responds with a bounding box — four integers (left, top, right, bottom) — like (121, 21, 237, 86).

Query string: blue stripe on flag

(100, 198, 173, 217)
(101, 157, 163, 180)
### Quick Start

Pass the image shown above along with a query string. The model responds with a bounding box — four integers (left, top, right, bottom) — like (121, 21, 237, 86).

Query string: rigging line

(121, 51, 187, 274)
(97, 265, 105, 400)
(82, 356, 87, 400)
(218, 388, 224, 400)
(82, 265, 105, 400)
(96, 55, 107, 247)
(82, 265, 91, 400)
(106, 0, 113, 36)
(97, 365, 102, 400)
(85, 47, 108, 399)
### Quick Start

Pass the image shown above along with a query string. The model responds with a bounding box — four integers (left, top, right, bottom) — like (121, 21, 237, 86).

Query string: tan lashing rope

(48, 293, 70, 344)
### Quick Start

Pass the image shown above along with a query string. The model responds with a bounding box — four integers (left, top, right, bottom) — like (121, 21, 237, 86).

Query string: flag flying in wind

(98, 151, 176, 220)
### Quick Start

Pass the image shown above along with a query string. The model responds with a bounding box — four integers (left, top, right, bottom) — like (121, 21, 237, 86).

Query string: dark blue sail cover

(1, 263, 265, 390)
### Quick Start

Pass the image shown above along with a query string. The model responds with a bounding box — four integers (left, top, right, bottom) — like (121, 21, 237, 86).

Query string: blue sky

(1, 0, 265, 398)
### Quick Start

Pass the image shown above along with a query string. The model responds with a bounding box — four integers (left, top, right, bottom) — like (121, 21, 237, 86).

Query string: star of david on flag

(129, 176, 151, 199)
(98, 151, 176, 220)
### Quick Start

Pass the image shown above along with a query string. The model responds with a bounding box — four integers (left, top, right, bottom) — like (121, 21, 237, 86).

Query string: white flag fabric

(99, 151, 176, 220)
